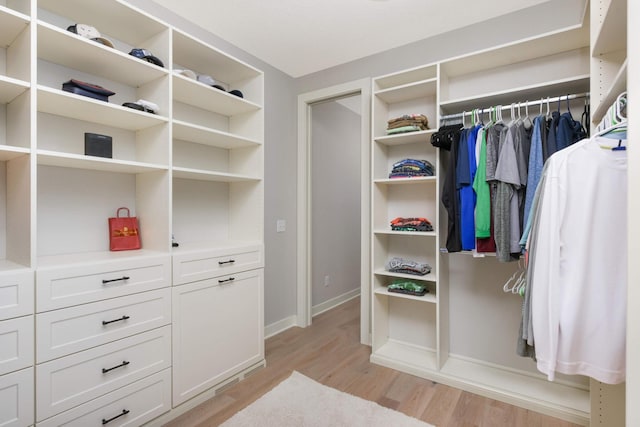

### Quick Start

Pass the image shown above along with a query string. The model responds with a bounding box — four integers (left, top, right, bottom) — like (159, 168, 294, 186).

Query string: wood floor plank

(164, 297, 583, 427)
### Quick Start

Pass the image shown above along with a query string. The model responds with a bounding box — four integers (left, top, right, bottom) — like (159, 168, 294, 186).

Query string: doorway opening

(297, 79, 371, 344)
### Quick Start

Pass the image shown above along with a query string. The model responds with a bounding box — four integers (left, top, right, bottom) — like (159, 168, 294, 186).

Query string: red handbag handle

(116, 207, 131, 218)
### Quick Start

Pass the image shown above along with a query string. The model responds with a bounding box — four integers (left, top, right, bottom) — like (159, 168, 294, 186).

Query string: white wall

(310, 96, 361, 308)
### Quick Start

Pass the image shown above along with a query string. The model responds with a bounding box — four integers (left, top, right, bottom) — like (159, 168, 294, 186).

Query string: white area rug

(221, 371, 434, 427)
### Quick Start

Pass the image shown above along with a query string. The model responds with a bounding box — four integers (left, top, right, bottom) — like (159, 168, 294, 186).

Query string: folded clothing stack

(387, 279, 429, 296)
(390, 217, 433, 232)
(385, 256, 431, 275)
(386, 114, 429, 135)
(389, 158, 434, 178)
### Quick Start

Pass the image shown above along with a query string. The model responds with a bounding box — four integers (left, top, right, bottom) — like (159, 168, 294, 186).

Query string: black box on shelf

(84, 132, 112, 158)
(62, 79, 115, 102)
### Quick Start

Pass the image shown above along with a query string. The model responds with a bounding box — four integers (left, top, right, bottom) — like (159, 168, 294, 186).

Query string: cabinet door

(172, 269, 264, 405)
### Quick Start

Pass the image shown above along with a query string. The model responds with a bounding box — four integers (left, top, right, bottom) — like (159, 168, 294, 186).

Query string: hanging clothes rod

(439, 92, 590, 121)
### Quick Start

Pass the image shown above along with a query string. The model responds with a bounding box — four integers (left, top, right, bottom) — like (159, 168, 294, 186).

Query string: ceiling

(152, 0, 552, 78)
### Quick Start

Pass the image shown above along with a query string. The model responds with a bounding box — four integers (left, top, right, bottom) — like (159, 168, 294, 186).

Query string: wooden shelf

(37, 22, 168, 87)
(172, 29, 262, 85)
(173, 120, 261, 149)
(37, 86, 169, 131)
(375, 78, 437, 104)
(373, 176, 436, 185)
(373, 229, 436, 237)
(172, 166, 261, 182)
(173, 75, 262, 116)
(0, 259, 30, 272)
(592, 0, 627, 56)
(374, 129, 436, 146)
(36, 249, 168, 269)
(374, 268, 436, 283)
(37, 150, 168, 174)
(0, 75, 29, 104)
(440, 75, 590, 114)
(440, 25, 589, 78)
(0, 5, 29, 48)
(0, 145, 29, 161)
(37, 0, 167, 46)
(374, 65, 438, 91)
(374, 286, 437, 303)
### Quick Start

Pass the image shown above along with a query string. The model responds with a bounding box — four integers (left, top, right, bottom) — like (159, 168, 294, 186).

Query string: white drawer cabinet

(0, 367, 34, 427)
(36, 255, 171, 312)
(36, 288, 171, 363)
(0, 316, 33, 376)
(36, 369, 171, 427)
(172, 268, 264, 405)
(172, 244, 263, 285)
(0, 270, 33, 321)
(36, 326, 171, 421)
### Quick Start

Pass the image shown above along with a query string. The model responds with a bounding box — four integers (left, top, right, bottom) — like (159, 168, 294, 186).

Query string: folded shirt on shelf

(390, 217, 433, 232)
(387, 279, 429, 296)
(385, 257, 432, 275)
(389, 158, 434, 178)
(386, 114, 429, 134)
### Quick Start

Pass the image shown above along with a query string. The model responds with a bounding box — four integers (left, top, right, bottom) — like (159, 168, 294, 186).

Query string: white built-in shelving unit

(371, 22, 594, 426)
(0, 0, 264, 425)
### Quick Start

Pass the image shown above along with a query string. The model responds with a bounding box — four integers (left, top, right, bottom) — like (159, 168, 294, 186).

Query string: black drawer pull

(218, 277, 235, 284)
(102, 360, 130, 374)
(102, 276, 130, 285)
(218, 259, 236, 265)
(102, 409, 129, 425)
(102, 315, 130, 326)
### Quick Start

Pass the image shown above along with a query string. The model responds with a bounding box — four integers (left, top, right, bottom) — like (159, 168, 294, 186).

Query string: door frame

(297, 78, 371, 344)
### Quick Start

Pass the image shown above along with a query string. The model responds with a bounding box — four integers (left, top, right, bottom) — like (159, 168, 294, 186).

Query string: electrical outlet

(276, 219, 286, 233)
(324, 275, 330, 287)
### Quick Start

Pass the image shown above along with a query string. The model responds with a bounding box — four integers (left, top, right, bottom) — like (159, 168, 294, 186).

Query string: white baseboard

(264, 315, 298, 339)
(312, 288, 360, 318)
(264, 288, 360, 339)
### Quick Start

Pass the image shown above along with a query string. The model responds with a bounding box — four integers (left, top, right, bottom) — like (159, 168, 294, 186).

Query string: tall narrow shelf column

(589, 0, 627, 425)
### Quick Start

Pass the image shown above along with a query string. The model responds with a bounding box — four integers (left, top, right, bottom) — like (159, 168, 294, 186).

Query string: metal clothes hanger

(539, 98, 543, 116)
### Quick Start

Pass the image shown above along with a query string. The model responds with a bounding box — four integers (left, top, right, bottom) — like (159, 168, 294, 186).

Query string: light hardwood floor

(164, 297, 581, 427)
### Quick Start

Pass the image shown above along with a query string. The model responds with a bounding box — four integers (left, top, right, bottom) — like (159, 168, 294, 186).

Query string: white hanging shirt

(531, 137, 627, 384)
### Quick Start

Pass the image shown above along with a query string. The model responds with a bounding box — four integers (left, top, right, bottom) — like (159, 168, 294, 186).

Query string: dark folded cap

(129, 48, 164, 68)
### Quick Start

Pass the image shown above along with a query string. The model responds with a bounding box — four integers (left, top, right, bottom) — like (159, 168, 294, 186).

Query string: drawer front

(36, 255, 171, 312)
(0, 316, 34, 376)
(0, 270, 33, 321)
(172, 244, 263, 285)
(36, 326, 171, 421)
(173, 268, 264, 405)
(36, 369, 171, 427)
(0, 367, 34, 427)
(36, 288, 171, 363)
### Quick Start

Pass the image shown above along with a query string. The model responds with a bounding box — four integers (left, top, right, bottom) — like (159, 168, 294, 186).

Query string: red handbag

(108, 207, 141, 251)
